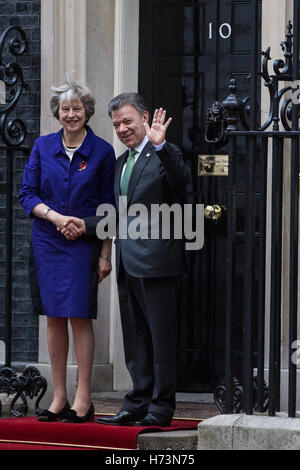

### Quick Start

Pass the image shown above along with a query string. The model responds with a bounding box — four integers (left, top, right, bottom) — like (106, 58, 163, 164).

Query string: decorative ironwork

(1, 25, 32, 394)
(205, 21, 299, 141)
(253, 376, 269, 413)
(0, 25, 27, 145)
(214, 377, 243, 414)
(204, 80, 251, 142)
(18, 366, 48, 416)
(0, 366, 47, 417)
(257, 21, 296, 131)
(0, 26, 44, 418)
(0, 367, 22, 417)
(214, 376, 269, 414)
(221, 78, 250, 132)
(209, 14, 300, 416)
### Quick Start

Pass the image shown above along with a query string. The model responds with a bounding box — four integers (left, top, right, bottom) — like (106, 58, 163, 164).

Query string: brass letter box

(198, 155, 228, 176)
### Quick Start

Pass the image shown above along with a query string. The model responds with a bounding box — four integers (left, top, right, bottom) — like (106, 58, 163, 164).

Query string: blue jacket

(19, 125, 116, 226)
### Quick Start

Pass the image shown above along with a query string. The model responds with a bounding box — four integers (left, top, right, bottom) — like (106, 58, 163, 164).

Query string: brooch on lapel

(146, 153, 151, 157)
(79, 161, 87, 171)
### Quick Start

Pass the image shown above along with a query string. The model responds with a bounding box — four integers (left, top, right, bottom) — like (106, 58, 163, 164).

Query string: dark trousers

(117, 269, 179, 419)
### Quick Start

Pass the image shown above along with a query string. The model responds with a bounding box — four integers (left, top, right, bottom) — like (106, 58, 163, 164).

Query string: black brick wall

(0, 0, 41, 364)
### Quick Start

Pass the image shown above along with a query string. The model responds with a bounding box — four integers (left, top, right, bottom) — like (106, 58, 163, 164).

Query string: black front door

(139, 0, 262, 391)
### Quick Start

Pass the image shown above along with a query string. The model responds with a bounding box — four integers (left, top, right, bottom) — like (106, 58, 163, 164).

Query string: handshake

(56, 215, 112, 283)
(57, 215, 112, 283)
(57, 216, 86, 240)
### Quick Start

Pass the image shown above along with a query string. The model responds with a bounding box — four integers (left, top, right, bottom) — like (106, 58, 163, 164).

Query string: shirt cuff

(153, 140, 166, 152)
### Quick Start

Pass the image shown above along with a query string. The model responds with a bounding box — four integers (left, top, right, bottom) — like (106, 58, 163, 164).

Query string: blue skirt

(30, 218, 100, 319)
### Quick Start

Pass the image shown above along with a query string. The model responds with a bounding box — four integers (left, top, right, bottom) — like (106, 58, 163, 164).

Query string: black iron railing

(1, 24, 28, 367)
(209, 0, 300, 418)
(0, 25, 47, 416)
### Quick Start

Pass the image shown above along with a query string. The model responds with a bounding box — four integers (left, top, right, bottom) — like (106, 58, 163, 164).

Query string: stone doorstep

(134, 392, 212, 451)
(198, 413, 300, 450)
(137, 430, 198, 451)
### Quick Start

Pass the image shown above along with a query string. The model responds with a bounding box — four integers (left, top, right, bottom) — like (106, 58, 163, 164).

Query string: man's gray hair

(50, 73, 95, 122)
(107, 92, 149, 117)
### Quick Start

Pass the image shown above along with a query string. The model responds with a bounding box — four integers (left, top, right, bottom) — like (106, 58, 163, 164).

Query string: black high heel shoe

(37, 401, 70, 422)
(62, 403, 94, 423)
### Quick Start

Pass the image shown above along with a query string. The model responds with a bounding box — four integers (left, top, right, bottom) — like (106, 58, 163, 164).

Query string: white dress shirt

(121, 136, 165, 179)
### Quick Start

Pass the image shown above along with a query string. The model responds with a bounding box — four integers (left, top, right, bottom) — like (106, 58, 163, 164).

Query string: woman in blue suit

(19, 77, 115, 423)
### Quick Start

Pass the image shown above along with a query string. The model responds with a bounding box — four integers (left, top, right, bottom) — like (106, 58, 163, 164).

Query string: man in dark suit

(62, 93, 191, 427)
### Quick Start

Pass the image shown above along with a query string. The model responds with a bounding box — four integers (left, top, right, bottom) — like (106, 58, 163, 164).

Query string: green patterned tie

(120, 149, 137, 195)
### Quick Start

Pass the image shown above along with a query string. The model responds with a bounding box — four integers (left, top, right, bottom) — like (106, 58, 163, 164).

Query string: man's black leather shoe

(96, 410, 145, 426)
(135, 412, 171, 427)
